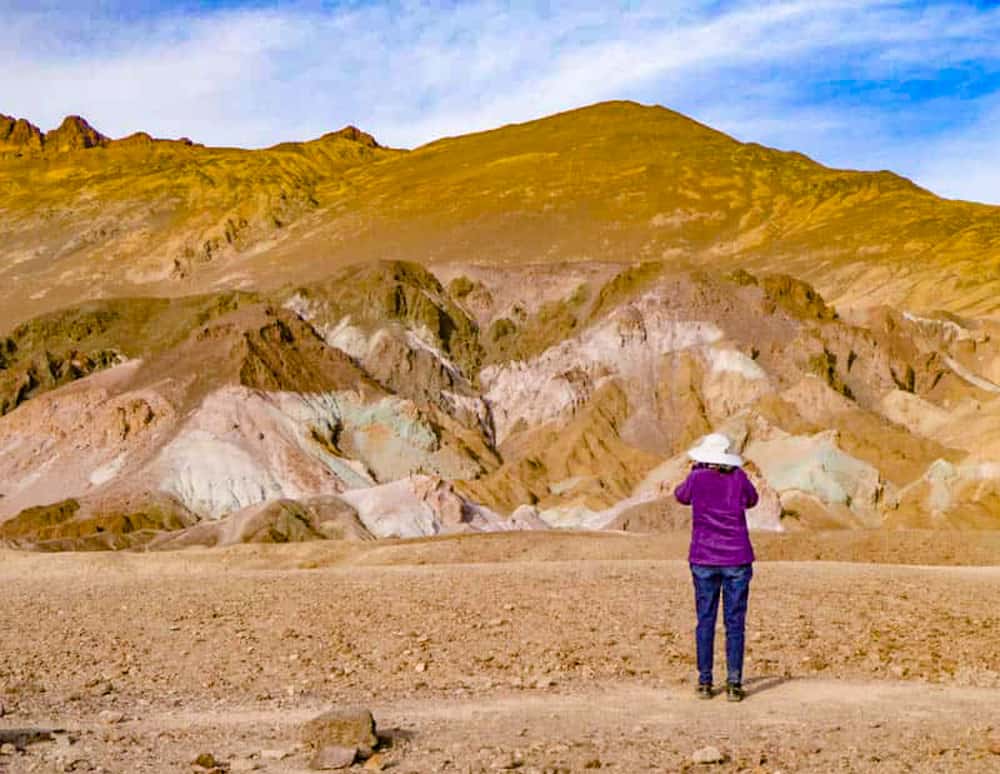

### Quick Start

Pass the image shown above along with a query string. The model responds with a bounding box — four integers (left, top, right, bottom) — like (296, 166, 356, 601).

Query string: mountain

(2, 102, 1000, 549)
(3, 101, 1000, 335)
(0, 114, 395, 329)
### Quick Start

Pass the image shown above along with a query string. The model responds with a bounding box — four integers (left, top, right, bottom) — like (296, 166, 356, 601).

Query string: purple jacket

(674, 464, 758, 566)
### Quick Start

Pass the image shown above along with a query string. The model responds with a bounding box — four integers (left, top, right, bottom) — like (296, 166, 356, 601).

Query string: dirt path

(6, 679, 1000, 772)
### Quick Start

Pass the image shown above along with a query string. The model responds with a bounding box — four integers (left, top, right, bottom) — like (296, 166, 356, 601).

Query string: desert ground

(1, 530, 999, 773)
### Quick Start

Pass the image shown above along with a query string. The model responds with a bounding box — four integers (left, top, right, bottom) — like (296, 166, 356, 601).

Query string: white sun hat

(687, 433, 743, 467)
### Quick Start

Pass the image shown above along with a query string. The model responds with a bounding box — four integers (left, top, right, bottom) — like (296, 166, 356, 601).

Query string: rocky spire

(323, 125, 380, 148)
(0, 115, 44, 152)
(43, 115, 108, 152)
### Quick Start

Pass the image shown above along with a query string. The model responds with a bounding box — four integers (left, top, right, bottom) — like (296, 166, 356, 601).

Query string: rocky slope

(5, 101, 1000, 336)
(4, 101, 1000, 549)
(1, 258, 998, 549)
(0, 113, 393, 328)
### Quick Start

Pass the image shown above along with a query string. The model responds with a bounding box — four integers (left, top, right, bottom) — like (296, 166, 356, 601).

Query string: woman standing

(674, 433, 758, 702)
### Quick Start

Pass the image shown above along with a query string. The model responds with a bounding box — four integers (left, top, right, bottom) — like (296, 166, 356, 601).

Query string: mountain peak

(45, 115, 108, 152)
(0, 113, 109, 155)
(320, 125, 380, 148)
(0, 114, 44, 152)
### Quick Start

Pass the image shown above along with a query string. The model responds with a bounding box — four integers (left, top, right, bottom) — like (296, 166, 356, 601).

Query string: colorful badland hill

(2, 101, 1000, 549)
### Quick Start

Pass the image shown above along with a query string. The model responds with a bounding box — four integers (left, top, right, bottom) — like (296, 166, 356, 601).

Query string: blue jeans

(690, 563, 753, 686)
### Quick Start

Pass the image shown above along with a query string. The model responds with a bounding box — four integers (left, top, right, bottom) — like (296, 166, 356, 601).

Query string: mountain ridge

(0, 112, 383, 155)
(3, 100, 1000, 330)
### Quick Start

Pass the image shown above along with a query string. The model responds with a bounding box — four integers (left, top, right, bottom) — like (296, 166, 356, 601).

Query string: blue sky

(3, 0, 1000, 202)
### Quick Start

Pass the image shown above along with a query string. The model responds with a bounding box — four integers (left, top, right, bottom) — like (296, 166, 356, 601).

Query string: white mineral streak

(88, 453, 127, 486)
(154, 387, 383, 519)
(879, 389, 952, 438)
(706, 348, 767, 380)
(944, 356, 1000, 394)
(907, 458, 1000, 516)
(404, 325, 464, 381)
(902, 311, 973, 341)
(282, 292, 318, 323)
(156, 429, 287, 520)
(320, 317, 372, 361)
(481, 295, 724, 444)
(338, 476, 512, 538)
(0, 436, 24, 456)
(338, 478, 440, 538)
(153, 385, 486, 520)
(283, 295, 372, 361)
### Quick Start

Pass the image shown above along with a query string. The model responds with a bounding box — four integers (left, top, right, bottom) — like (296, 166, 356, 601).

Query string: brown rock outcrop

(0, 115, 43, 153)
(44, 115, 108, 152)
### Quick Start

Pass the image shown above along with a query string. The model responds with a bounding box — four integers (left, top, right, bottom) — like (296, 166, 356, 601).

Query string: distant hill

(3, 100, 1000, 333)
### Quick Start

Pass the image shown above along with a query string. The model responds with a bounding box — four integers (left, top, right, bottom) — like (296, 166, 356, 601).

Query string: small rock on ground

(192, 752, 220, 769)
(691, 745, 725, 764)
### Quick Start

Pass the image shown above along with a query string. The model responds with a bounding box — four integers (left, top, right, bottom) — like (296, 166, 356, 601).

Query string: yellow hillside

(3, 100, 1000, 331)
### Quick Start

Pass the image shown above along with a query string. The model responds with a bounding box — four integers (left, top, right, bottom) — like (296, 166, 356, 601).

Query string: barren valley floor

(1, 531, 999, 773)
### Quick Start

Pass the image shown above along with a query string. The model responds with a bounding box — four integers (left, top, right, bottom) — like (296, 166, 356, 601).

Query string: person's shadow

(743, 675, 789, 697)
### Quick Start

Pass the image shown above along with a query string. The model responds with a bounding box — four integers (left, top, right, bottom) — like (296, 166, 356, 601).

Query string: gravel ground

(1, 531, 998, 772)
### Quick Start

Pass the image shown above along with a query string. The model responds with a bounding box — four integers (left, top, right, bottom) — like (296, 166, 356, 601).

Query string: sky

(3, 0, 1000, 203)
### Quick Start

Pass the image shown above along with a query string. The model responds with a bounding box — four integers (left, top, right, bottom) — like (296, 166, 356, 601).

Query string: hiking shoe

(726, 682, 745, 702)
(696, 682, 714, 700)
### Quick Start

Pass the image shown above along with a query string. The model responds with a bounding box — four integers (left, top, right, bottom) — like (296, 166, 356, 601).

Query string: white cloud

(1, 1, 1000, 201)
(907, 96, 1000, 205)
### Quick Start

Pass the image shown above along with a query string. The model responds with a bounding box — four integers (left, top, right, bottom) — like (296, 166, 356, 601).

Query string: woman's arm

(674, 470, 695, 505)
(741, 470, 759, 508)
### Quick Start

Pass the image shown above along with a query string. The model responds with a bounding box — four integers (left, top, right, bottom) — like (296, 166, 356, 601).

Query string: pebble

(691, 746, 725, 764)
(490, 752, 524, 770)
(415, 662, 427, 673)
(261, 748, 293, 760)
(0, 743, 15, 755)
(193, 752, 220, 769)
(98, 710, 124, 725)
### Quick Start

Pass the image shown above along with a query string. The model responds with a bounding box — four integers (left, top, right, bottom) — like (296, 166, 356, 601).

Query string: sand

(1, 530, 999, 772)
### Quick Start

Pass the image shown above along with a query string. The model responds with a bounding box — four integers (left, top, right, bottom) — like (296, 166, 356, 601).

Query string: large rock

(301, 706, 377, 758)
